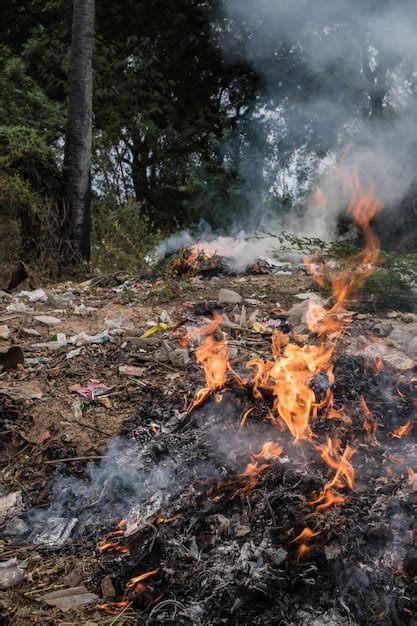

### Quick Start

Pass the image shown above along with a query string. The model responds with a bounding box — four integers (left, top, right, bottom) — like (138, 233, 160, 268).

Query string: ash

(91, 355, 417, 626)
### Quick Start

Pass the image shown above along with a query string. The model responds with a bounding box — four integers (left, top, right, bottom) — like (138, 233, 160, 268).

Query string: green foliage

(0, 45, 63, 142)
(91, 198, 161, 274)
(360, 268, 417, 313)
(0, 124, 61, 272)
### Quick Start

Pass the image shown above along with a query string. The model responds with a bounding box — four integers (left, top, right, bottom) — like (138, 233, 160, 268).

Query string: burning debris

(1, 170, 416, 625)
(87, 170, 416, 622)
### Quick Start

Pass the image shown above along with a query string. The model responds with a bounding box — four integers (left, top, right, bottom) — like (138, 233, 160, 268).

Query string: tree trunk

(62, 0, 95, 268)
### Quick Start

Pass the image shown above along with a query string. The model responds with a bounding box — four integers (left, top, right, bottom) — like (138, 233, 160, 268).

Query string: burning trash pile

(90, 173, 416, 623)
(1, 170, 416, 625)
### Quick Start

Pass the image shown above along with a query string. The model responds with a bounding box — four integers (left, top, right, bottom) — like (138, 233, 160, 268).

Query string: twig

(71, 419, 112, 437)
(42, 455, 106, 464)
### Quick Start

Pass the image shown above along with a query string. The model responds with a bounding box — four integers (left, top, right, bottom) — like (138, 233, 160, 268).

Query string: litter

(118, 365, 145, 377)
(0, 558, 25, 590)
(66, 347, 82, 359)
(141, 322, 173, 338)
(40, 585, 99, 611)
(0, 324, 10, 340)
(76, 382, 113, 400)
(34, 315, 63, 326)
(32, 516, 78, 548)
(0, 491, 23, 525)
(6, 302, 33, 313)
(18, 288, 47, 302)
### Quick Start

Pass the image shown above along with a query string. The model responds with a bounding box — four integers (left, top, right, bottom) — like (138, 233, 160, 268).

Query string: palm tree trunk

(62, 0, 95, 267)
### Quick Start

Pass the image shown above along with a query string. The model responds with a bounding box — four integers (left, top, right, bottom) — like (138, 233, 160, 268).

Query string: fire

(97, 600, 131, 614)
(389, 420, 413, 439)
(98, 519, 130, 554)
(290, 527, 322, 557)
(360, 395, 378, 443)
(126, 567, 160, 593)
(181, 313, 229, 410)
(172, 245, 218, 275)
(251, 441, 283, 460)
(308, 438, 356, 512)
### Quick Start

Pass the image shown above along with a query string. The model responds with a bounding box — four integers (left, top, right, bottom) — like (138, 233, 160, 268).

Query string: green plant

(360, 268, 417, 313)
(91, 198, 161, 274)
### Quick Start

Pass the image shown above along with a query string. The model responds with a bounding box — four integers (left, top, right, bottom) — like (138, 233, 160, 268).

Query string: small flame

(97, 600, 131, 614)
(126, 567, 160, 592)
(308, 438, 355, 512)
(290, 527, 321, 557)
(251, 441, 283, 460)
(389, 420, 413, 439)
(360, 395, 378, 443)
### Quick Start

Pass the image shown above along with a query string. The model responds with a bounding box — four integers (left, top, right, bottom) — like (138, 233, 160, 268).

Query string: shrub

(91, 198, 161, 274)
(360, 268, 417, 313)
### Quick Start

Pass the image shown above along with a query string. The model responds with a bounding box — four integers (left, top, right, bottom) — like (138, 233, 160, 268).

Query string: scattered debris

(0, 491, 23, 525)
(118, 365, 145, 377)
(66, 347, 82, 359)
(18, 288, 47, 302)
(39, 586, 99, 611)
(0, 324, 10, 340)
(0, 382, 43, 401)
(0, 558, 25, 590)
(75, 382, 113, 400)
(33, 315, 63, 326)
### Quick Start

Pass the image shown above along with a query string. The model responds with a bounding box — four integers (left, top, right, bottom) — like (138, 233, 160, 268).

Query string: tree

(61, 0, 95, 267)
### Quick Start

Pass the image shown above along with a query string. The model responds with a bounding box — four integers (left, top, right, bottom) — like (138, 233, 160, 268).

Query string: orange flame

(251, 441, 283, 460)
(126, 567, 160, 592)
(290, 527, 322, 557)
(308, 438, 355, 512)
(389, 420, 413, 439)
(181, 313, 229, 410)
(360, 395, 378, 443)
(97, 600, 131, 614)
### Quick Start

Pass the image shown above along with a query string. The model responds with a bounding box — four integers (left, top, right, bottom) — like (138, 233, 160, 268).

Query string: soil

(0, 266, 416, 625)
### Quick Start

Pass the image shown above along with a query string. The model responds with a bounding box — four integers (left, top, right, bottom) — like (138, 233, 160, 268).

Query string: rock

(401, 312, 417, 323)
(407, 336, 417, 360)
(294, 291, 322, 301)
(357, 343, 414, 371)
(373, 319, 396, 337)
(387, 322, 417, 358)
(218, 288, 242, 305)
(286, 296, 327, 331)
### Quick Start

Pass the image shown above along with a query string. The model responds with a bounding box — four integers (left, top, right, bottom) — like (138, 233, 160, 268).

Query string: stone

(218, 288, 242, 305)
(357, 342, 414, 371)
(373, 320, 396, 337)
(387, 322, 417, 358)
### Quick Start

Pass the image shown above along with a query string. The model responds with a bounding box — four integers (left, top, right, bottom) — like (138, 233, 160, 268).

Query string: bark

(62, 0, 95, 267)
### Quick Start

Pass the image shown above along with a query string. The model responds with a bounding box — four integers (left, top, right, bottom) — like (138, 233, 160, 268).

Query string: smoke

(215, 0, 417, 240)
(18, 399, 283, 547)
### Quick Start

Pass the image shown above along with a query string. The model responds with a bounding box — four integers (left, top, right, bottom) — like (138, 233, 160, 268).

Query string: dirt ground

(0, 266, 415, 625)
